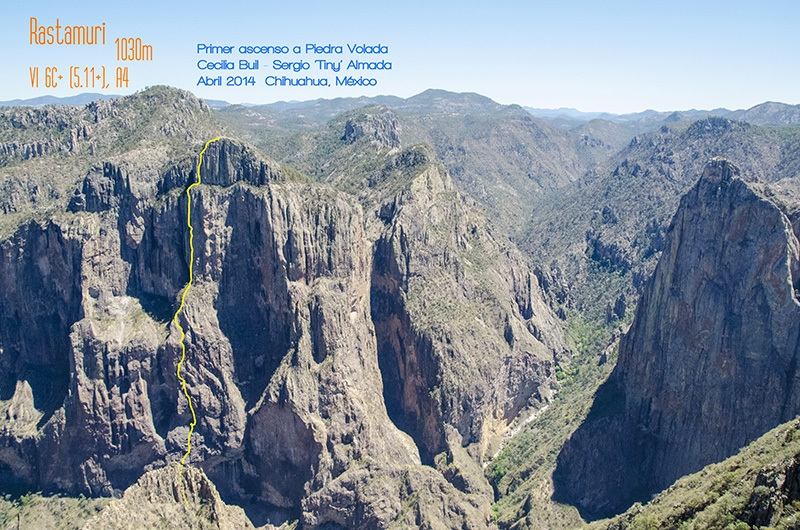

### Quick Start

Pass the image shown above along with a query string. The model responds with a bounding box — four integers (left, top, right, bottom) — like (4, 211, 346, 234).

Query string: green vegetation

(278, 163, 312, 184)
(0, 492, 109, 530)
(224, 105, 401, 191)
(590, 418, 800, 530)
(486, 313, 620, 529)
(6, 88, 800, 529)
(0, 86, 231, 240)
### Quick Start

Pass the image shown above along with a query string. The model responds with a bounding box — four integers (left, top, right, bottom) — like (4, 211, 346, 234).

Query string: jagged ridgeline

(554, 159, 800, 521)
(0, 87, 567, 529)
(5, 86, 800, 529)
(488, 151, 800, 529)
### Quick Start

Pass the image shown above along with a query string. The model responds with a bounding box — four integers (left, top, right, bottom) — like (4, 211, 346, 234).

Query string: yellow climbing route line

(174, 136, 220, 504)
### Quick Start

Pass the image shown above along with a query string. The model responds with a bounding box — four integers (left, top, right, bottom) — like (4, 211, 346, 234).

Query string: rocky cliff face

(553, 158, 800, 520)
(0, 137, 423, 524)
(82, 464, 256, 530)
(0, 89, 567, 529)
(369, 145, 564, 469)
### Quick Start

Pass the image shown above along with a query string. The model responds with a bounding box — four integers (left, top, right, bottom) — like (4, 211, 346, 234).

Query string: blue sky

(3, 0, 799, 113)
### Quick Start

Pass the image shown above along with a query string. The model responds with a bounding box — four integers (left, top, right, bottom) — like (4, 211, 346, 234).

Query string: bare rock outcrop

(553, 158, 800, 520)
(0, 88, 569, 528)
(342, 106, 400, 149)
(82, 464, 255, 530)
(0, 134, 521, 528)
(1, 139, 414, 509)
(370, 146, 565, 479)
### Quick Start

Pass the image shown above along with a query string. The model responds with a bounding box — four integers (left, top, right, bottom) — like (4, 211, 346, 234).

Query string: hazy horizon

(1, 87, 795, 117)
(5, 1, 799, 114)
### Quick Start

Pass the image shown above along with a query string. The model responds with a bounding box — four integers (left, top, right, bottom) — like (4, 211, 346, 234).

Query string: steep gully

(0, 136, 564, 527)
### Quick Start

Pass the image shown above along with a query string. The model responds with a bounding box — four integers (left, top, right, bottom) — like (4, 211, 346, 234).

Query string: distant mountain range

(3, 86, 800, 529)
(0, 93, 122, 107)
(4, 92, 799, 128)
(525, 102, 800, 127)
